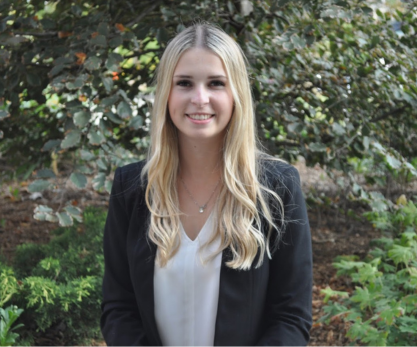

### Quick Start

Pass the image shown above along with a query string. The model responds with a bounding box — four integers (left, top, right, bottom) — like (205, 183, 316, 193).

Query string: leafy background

(1, 0, 417, 345)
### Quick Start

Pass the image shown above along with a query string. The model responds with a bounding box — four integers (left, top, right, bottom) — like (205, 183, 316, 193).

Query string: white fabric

(154, 213, 222, 346)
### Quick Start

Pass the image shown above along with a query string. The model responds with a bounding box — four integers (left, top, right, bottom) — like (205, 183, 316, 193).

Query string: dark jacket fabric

(100, 159, 313, 346)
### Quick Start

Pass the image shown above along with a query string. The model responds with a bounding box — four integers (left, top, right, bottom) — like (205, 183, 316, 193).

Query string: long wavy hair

(142, 23, 284, 270)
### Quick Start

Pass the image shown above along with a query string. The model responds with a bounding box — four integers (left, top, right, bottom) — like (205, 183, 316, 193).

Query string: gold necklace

(180, 176, 221, 213)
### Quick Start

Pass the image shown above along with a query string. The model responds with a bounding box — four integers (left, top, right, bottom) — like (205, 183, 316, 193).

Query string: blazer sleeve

(100, 167, 150, 346)
(257, 166, 313, 346)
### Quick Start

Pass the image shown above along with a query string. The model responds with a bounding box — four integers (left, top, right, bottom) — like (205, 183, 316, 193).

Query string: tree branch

(13, 31, 57, 37)
(274, 140, 300, 147)
(371, 105, 408, 122)
(126, 0, 164, 28)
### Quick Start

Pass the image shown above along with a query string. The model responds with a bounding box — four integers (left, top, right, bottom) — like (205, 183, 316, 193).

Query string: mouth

(186, 113, 215, 120)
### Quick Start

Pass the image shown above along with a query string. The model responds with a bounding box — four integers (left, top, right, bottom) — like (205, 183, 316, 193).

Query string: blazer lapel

(131, 204, 163, 346)
(214, 249, 254, 346)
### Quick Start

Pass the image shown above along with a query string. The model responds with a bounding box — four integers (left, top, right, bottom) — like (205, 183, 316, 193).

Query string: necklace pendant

(199, 207, 204, 213)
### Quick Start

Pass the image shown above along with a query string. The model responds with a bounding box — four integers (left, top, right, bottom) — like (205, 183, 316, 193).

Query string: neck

(177, 136, 223, 182)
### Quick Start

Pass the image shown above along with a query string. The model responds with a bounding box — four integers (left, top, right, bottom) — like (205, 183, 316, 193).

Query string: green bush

(320, 199, 417, 346)
(0, 207, 106, 345)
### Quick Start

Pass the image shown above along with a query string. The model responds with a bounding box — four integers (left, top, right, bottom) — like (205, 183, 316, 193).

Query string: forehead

(173, 48, 227, 76)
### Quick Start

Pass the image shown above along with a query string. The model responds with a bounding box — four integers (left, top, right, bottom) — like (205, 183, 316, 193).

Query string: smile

(186, 114, 214, 120)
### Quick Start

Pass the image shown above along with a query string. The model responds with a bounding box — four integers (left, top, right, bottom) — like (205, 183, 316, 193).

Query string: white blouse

(154, 213, 222, 346)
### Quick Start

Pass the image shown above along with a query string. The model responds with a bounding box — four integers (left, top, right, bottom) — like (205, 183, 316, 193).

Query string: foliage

(320, 198, 417, 346)
(1, 0, 417, 225)
(0, 305, 24, 347)
(0, 207, 106, 345)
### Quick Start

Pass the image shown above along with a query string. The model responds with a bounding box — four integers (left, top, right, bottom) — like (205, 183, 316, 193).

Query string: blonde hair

(142, 23, 284, 270)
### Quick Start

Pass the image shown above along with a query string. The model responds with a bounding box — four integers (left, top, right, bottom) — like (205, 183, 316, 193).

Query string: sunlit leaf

(56, 212, 73, 227)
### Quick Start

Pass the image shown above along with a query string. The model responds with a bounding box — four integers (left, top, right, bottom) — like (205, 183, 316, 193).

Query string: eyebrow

(173, 75, 227, 79)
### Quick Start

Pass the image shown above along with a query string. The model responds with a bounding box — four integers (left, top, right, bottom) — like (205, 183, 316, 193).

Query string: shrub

(320, 199, 417, 346)
(0, 207, 106, 345)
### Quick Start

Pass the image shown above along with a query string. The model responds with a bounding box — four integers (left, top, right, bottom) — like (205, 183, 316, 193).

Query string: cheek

(168, 91, 185, 114)
(167, 93, 177, 116)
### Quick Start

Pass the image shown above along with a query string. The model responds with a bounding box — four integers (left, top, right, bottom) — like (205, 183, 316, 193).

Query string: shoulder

(116, 159, 147, 181)
(111, 159, 147, 199)
(258, 156, 301, 188)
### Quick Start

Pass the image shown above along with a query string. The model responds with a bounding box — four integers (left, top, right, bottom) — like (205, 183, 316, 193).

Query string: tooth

(188, 114, 211, 120)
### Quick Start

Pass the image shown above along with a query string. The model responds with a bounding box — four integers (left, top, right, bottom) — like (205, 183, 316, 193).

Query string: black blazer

(100, 160, 312, 346)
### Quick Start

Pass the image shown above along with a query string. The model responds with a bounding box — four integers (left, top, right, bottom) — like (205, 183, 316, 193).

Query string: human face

(168, 48, 234, 144)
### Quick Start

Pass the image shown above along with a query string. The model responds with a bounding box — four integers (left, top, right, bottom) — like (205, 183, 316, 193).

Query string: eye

(210, 80, 225, 87)
(176, 80, 192, 87)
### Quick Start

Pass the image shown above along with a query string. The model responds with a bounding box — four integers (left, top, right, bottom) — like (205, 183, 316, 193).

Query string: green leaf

(70, 172, 87, 188)
(73, 74, 88, 88)
(96, 158, 109, 171)
(105, 179, 113, 193)
(369, 199, 389, 212)
(33, 205, 57, 222)
(309, 142, 327, 152)
(156, 28, 170, 45)
(379, 305, 403, 326)
(98, 22, 109, 36)
(290, 35, 306, 49)
(282, 41, 294, 50)
(56, 212, 73, 227)
(61, 129, 81, 149)
(42, 139, 61, 151)
(73, 111, 91, 128)
(109, 35, 123, 48)
(287, 122, 303, 133)
(92, 172, 106, 190)
(101, 94, 120, 108)
(101, 76, 113, 92)
(117, 101, 132, 119)
(44, 1, 57, 13)
(363, 136, 370, 150)
(385, 154, 402, 169)
(28, 180, 51, 193)
(129, 116, 143, 130)
(80, 149, 95, 161)
(36, 169, 56, 178)
(106, 53, 123, 72)
(88, 129, 105, 145)
(388, 245, 415, 266)
(84, 56, 102, 71)
(104, 111, 123, 124)
(351, 287, 372, 310)
(90, 34, 107, 47)
(26, 73, 41, 86)
(321, 286, 349, 303)
(0, 110, 10, 120)
(332, 122, 345, 135)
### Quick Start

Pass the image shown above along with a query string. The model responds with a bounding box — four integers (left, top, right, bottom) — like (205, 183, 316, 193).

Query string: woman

(101, 23, 312, 346)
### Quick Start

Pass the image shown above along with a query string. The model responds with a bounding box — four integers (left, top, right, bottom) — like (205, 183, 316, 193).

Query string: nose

(191, 85, 209, 107)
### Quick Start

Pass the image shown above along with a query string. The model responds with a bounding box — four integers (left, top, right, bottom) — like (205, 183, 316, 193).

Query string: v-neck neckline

(180, 210, 214, 243)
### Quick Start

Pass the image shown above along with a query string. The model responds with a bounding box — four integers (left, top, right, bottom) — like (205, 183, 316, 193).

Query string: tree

(1, 0, 416, 225)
